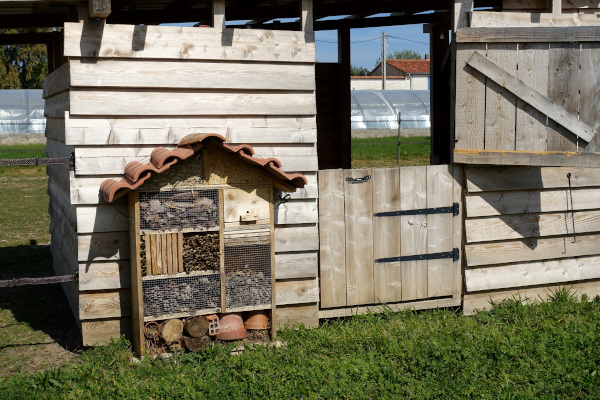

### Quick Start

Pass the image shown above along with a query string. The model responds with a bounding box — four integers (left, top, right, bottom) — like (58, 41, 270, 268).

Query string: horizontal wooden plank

(78, 261, 131, 291)
(466, 209, 600, 242)
(81, 317, 133, 346)
(455, 149, 600, 167)
(467, 51, 595, 143)
(274, 224, 319, 252)
(45, 137, 74, 158)
(466, 187, 600, 217)
(64, 114, 317, 146)
(457, 26, 600, 42)
(465, 255, 600, 291)
(275, 251, 318, 279)
(274, 200, 318, 225)
(275, 303, 319, 328)
(43, 62, 69, 99)
(466, 166, 600, 192)
(45, 117, 66, 143)
(465, 233, 600, 267)
(463, 280, 600, 315)
(77, 204, 129, 234)
(74, 143, 317, 175)
(318, 297, 460, 319)
(68, 90, 316, 117)
(69, 59, 315, 91)
(275, 278, 319, 306)
(43, 91, 69, 118)
(79, 289, 131, 320)
(64, 23, 316, 62)
(78, 232, 130, 262)
(470, 11, 600, 28)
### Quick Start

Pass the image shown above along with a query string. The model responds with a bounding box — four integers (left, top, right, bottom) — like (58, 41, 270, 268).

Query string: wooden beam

(89, 0, 111, 19)
(300, 0, 313, 32)
(212, 0, 225, 31)
(467, 51, 595, 143)
(454, 149, 600, 167)
(338, 27, 351, 170)
(552, 0, 562, 13)
(457, 26, 600, 42)
(470, 11, 600, 27)
(453, 0, 473, 31)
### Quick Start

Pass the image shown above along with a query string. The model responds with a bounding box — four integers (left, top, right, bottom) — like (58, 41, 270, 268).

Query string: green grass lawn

(352, 136, 430, 168)
(2, 143, 600, 398)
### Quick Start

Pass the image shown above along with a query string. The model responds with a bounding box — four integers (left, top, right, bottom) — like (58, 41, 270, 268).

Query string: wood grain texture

(580, 43, 600, 139)
(68, 90, 316, 117)
(76, 204, 128, 234)
(318, 297, 460, 319)
(275, 251, 318, 279)
(466, 187, 600, 217)
(484, 43, 518, 151)
(451, 164, 464, 300)
(516, 43, 549, 151)
(43, 91, 69, 118)
(63, 114, 318, 146)
(463, 280, 600, 315)
(372, 168, 402, 303)
(43, 62, 69, 99)
(81, 318, 133, 346)
(78, 261, 130, 291)
(63, 23, 316, 62)
(318, 169, 346, 308)
(275, 278, 319, 306)
(465, 255, 600, 291)
(547, 42, 580, 151)
(426, 165, 455, 297)
(78, 232, 130, 262)
(454, 149, 600, 167)
(471, 11, 600, 27)
(274, 200, 318, 225)
(465, 165, 600, 192)
(457, 26, 600, 42)
(344, 169, 374, 306)
(274, 225, 319, 252)
(455, 43, 486, 150)
(400, 166, 428, 301)
(467, 51, 595, 143)
(79, 289, 131, 320)
(465, 233, 600, 267)
(466, 209, 600, 242)
(275, 303, 318, 328)
(68, 59, 316, 91)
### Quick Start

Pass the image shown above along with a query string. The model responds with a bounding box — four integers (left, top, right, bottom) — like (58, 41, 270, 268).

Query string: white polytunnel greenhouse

(0, 89, 45, 134)
(351, 90, 430, 130)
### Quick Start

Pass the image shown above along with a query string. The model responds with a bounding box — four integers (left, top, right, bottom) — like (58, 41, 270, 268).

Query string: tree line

(351, 49, 422, 76)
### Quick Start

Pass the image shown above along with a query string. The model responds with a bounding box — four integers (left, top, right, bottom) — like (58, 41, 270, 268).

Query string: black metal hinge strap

(374, 202, 459, 217)
(346, 175, 371, 184)
(375, 248, 459, 263)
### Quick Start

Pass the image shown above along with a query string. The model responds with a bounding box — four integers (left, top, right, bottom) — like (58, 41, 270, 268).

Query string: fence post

(396, 112, 402, 164)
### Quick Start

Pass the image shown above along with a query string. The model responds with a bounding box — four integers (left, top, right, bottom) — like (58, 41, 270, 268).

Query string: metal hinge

(375, 248, 459, 264)
(346, 175, 371, 184)
(374, 202, 459, 218)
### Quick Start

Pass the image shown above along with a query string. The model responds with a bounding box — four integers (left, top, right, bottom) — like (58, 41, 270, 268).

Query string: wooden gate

(318, 165, 462, 316)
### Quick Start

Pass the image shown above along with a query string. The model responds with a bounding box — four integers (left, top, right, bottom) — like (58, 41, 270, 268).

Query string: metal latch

(374, 202, 459, 218)
(375, 248, 459, 263)
(346, 175, 371, 184)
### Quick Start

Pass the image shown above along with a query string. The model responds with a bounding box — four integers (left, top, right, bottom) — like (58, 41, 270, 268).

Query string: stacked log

(139, 190, 219, 231)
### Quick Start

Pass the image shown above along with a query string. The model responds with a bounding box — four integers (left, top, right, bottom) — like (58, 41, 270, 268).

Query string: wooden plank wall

(455, 39, 600, 152)
(43, 22, 319, 345)
(318, 165, 462, 317)
(463, 165, 600, 314)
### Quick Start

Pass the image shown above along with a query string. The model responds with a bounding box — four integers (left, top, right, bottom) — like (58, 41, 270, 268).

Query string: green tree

(375, 49, 423, 68)
(350, 65, 369, 76)
(0, 29, 48, 89)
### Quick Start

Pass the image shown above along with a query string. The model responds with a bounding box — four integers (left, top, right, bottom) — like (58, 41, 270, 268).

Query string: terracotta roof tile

(99, 133, 307, 203)
(386, 59, 430, 74)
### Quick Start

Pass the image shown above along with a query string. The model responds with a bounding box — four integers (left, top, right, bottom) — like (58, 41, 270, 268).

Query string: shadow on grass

(0, 244, 81, 352)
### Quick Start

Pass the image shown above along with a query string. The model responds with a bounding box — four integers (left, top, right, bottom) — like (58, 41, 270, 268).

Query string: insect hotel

(1, 0, 600, 351)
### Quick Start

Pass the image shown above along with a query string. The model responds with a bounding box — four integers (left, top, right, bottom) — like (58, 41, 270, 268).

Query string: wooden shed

(1, 0, 600, 346)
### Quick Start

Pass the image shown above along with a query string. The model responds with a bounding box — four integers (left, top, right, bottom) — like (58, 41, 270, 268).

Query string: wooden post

(300, 0, 313, 32)
(129, 192, 144, 356)
(338, 27, 352, 169)
(429, 22, 451, 165)
(552, 0, 562, 14)
(77, 1, 88, 22)
(88, 0, 111, 19)
(212, 0, 225, 31)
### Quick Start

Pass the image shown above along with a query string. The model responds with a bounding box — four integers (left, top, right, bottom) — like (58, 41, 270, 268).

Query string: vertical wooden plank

(128, 192, 144, 356)
(145, 235, 152, 276)
(372, 168, 402, 303)
(547, 42, 580, 152)
(451, 164, 464, 301)
(516, 43, 549, 151)
(455, 43, 487, 150)
(580, 43, 600, 141)
(453, 0, 474, 31)
(177, 232, 184, 273)
(161, 234, 168, 275)
(318, 169, 346, 308)
(149, 234, 157, 275)
(219, 189, 226, 311)
(484, 43, 518, 151)
(166, 233, 173, 274)
(269, 186, 277, 339)
(338, 27, 352, 169)
(212, 0, 225, 32)
(300, 0, 313, 32)
(400, 166, 428, 301)
(344, 168, 374, 306)
(426, 165, 455, 297)
(153, 234, 163, 275)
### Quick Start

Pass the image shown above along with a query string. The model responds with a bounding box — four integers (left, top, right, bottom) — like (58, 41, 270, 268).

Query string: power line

(386, 34, 428, 45)
(315, 36, 381, 44)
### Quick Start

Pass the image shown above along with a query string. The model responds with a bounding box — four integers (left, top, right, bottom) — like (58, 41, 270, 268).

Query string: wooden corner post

(212, 0, 225, 31)
(129, 192, 144, 356)
(300, 0, 313, 32)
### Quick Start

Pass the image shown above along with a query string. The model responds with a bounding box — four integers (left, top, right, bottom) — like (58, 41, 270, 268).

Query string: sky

(314, 24, 430, 70)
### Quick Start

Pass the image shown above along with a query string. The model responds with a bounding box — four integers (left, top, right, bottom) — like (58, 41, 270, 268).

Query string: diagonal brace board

(467, 51, 596, 143)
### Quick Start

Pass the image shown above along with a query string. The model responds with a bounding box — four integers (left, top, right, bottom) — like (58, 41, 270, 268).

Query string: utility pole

(381, 31, 386, 90)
